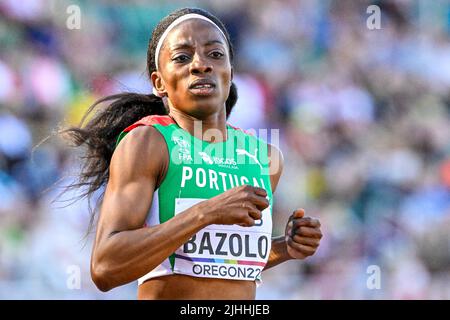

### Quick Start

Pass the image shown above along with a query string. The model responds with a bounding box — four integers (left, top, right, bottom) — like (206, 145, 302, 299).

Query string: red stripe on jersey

(123, 115, 175, 133)
(226, 123, 254, 136)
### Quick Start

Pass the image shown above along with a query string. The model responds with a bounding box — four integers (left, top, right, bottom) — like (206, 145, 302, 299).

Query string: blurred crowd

(1, 0, 450, 299)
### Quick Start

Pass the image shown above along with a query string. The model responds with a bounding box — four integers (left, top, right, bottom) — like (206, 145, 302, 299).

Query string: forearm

(92, 204, 210, 290)
(263, 236, 292, 270)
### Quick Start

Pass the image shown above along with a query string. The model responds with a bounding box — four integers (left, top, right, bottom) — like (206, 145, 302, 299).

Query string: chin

(188, 99, 225, 118)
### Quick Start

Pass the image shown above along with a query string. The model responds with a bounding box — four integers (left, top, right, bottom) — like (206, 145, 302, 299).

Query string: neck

(168, 108, 228, 143)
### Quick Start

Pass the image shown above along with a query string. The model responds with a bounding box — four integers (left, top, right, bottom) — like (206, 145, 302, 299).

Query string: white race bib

(173, 198, 272, 281)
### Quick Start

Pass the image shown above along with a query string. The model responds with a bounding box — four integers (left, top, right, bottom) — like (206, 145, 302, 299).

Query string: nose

(189, 53, 213, 75)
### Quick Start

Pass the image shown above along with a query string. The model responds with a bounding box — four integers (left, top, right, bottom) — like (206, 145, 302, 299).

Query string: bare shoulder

(111, 125, 168, 184)
(267, 143, 284, 193)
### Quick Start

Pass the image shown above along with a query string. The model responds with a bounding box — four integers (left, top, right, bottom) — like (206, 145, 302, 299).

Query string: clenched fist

(285, 209, 322, 259)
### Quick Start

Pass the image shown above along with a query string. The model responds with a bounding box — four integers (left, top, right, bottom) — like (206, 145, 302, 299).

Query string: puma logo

(236, 148, 262, 169)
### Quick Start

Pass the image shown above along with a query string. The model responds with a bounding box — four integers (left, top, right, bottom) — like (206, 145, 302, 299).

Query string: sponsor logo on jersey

(236, 148, 262, 169)
(172, 136, 192, 162)
(198, 152, 238, 169)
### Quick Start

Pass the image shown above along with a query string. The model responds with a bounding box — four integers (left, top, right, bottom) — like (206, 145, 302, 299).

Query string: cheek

(165, 71, 186, 94)
(222, 73, 232, 98)
(161, 61, 186, 85)
(220, 69, 232, 89)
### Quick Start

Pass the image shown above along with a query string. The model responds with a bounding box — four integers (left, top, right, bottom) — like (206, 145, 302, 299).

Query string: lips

(188, 78, 217, 96)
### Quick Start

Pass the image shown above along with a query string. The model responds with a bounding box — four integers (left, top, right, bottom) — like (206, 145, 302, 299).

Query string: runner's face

(152, 19, 232, 118)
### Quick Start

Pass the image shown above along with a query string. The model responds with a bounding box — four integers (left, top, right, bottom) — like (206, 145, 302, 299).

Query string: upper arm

(267, 143, 284, 193)
(95, 126, 168, 242)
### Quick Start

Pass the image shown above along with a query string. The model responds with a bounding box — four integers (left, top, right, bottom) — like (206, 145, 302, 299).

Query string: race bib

(173, 198, 272, 281)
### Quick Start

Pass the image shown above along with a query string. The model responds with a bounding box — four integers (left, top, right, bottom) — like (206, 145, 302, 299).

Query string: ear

(151, 71, 167, 96)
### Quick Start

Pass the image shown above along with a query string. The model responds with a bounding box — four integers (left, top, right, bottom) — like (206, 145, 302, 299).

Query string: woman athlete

(65, 7, 322, 299)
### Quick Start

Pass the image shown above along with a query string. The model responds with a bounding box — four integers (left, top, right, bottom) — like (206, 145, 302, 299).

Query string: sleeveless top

(116, 115, 273, 285)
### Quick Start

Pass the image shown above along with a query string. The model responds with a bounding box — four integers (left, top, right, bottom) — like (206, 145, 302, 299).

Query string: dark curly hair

(62, 7, 238, 233)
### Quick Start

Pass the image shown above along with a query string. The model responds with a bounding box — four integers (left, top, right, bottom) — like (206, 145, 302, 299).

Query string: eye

(172, 54, 190, 63)
(209, 51, 224, 59)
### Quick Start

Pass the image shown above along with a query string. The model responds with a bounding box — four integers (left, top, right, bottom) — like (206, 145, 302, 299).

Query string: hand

(285, 209, 322, 259)
(199, 185, 270, 227)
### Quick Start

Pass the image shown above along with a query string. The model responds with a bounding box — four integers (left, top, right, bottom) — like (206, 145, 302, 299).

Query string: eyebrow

(170, 39, 226, 51)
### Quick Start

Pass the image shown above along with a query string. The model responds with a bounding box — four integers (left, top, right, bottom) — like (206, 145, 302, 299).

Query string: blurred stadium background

(1, 0, 450, 299)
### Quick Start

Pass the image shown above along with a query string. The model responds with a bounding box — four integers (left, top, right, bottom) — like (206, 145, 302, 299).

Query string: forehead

(162, 19, 227, 49)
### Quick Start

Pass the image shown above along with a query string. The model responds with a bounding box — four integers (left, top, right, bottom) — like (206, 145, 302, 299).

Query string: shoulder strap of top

(115, 115, 175, 147)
